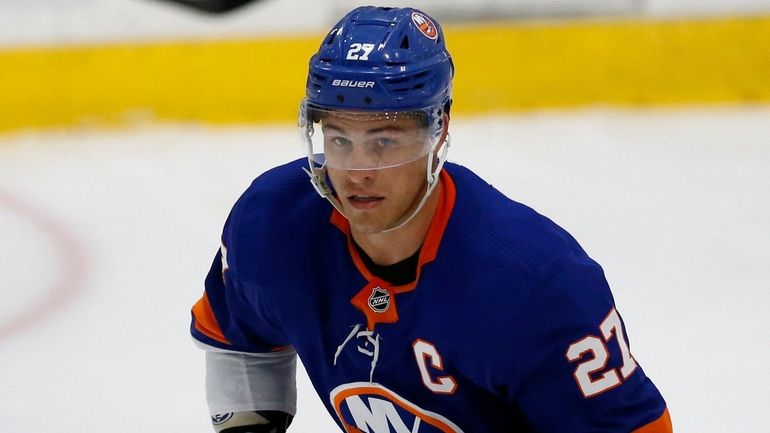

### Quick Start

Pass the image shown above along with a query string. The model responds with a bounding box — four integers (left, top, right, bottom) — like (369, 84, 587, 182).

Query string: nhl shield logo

(368, 286, 391, 313)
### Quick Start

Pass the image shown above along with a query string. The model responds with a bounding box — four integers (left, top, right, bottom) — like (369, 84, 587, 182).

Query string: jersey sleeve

(190, 249, 289, 353)
(191, 208, 292, 353)
(190, 245, 290, 353)
(514, 254, 671, 433)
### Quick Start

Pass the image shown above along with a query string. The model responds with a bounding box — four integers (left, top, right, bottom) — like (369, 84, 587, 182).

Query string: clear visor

(299, 99, 443, 170)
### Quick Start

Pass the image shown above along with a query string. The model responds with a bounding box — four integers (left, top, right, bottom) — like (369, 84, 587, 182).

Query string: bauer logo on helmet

(331, 79, 375, 88)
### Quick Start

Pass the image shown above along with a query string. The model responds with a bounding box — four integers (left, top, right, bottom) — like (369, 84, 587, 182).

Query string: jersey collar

(330, 169, 456, 294)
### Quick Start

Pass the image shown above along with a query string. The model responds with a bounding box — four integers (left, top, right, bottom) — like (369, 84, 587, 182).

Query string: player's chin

(349, 221, 387, 234)
(347, 213, 392, 234)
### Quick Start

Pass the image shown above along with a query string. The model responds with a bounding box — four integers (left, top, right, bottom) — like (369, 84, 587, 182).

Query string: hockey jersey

(191, 158, 672, 432)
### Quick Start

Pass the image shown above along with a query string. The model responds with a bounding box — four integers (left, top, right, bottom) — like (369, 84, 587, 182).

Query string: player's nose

(341, 142, 382, 172)
(346, 166, 376, 184)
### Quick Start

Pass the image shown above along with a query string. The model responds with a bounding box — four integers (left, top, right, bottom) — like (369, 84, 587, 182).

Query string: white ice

(0, 106, 768, 432)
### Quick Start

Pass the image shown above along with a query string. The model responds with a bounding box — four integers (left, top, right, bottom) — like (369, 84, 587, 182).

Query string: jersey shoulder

(443, 162, 594, 281)
(222, 158, 336, 288)
(441, 163, 616, 346)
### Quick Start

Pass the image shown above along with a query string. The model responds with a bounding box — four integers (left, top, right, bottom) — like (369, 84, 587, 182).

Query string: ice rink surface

(0, 106, 768, 432)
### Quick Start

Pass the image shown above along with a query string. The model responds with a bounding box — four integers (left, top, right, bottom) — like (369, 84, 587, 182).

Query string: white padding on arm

(204, 345, 297, 416)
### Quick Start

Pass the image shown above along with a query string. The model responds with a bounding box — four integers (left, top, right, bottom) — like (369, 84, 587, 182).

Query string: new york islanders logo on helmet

(411, 11, 438, 40)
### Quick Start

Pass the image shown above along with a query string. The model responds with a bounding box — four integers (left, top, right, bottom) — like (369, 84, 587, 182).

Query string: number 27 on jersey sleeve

(566, 308, 638, 398)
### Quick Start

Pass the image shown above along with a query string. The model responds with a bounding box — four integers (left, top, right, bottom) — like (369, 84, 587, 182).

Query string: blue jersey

(191, 158, 671, 432)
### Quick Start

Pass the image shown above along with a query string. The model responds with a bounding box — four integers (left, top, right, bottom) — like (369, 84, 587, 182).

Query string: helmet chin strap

(303, 134, 450, 234)
(302, 118, 347, 216)
(303, 162, 346, 216)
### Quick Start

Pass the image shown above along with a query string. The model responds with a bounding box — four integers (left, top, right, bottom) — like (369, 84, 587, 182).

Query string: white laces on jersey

(334, 323, 381, 383)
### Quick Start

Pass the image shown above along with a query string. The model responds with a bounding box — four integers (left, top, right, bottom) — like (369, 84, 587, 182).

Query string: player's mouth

(347, 194, 384, 210)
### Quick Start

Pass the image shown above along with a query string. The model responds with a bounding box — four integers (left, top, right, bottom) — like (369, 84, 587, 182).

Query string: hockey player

(191, 6, 673, 433)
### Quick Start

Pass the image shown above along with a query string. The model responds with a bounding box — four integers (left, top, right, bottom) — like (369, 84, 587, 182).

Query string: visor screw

(364, 96, 372, 104)
(337, 95, 345, 103)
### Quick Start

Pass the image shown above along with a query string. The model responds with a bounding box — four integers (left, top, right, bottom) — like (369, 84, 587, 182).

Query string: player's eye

(375, 137, 396, 147)
(331, 136, 352, 147)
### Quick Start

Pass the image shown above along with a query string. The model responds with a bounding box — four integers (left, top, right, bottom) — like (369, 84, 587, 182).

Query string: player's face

(323, 113, 430, 234)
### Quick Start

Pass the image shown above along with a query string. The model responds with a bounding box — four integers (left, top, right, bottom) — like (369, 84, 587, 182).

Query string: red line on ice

(0, 186, 89, 340)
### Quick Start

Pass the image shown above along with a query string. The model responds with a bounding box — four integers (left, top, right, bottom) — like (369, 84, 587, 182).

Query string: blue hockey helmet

(304, 6, 454, 112)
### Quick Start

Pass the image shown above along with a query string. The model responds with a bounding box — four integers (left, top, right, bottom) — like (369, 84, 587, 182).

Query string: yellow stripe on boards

(0, 37, 319, 133)
(0, 14, 768, 133)
(450, 14, 770, 113)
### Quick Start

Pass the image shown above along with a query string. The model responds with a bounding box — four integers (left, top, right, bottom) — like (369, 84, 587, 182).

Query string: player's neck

(351, 181, 441, 266)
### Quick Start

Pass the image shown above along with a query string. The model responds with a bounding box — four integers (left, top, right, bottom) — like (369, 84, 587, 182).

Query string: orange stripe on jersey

(632, 408, 673, 433)
(413, 169, 456, 274)
(191, 292, 231, 345)
(271, 345, 293, 352)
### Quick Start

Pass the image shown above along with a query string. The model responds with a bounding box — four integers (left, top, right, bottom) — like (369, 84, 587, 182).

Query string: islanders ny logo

(331, 382, 463, 433)
(411, 12, 438, 40)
